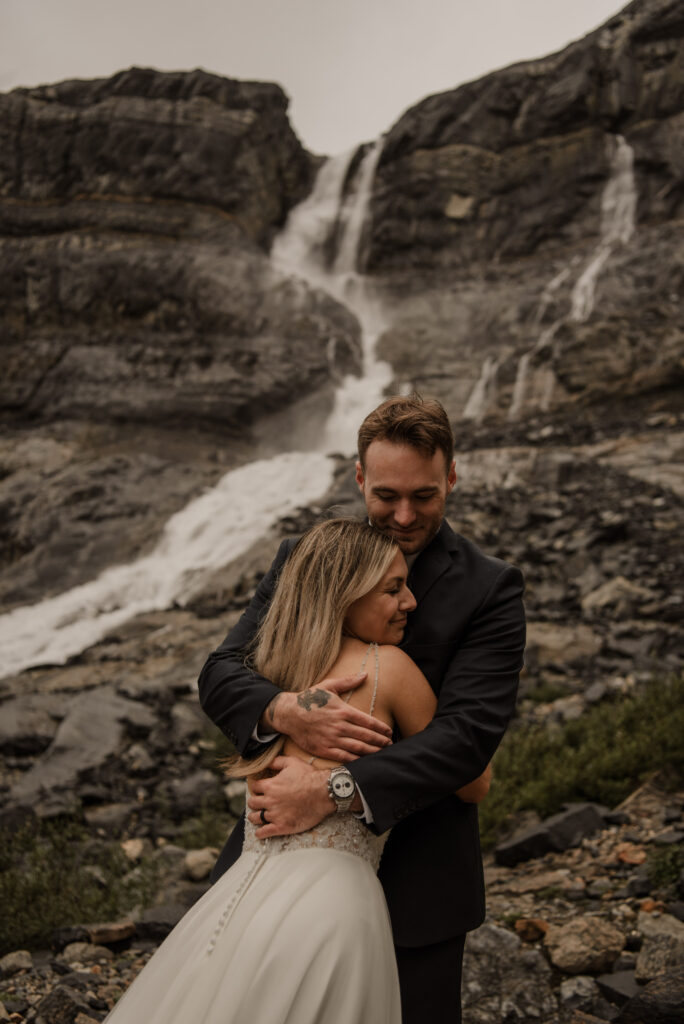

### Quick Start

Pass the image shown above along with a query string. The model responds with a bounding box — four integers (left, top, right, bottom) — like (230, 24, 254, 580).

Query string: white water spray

(505, 134, 637, 421)
(273, 138, 393, 454)
(463, 356, 500, 422)
(0, 455, 335, 678)
(2, 142, 388, 679)
(571, 135, 636, 322)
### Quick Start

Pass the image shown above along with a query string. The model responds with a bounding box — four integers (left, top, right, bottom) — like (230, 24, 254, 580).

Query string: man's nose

(393, 500, 416, 527)
(401, 586, 417, 612)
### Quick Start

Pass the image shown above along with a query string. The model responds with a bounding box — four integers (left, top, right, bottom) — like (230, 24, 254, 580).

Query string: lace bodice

(243, 815, 387, 873)
(242, 643, 386, 872)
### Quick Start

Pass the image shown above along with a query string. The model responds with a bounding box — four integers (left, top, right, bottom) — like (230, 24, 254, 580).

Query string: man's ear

(355, 461, 365, 493)
(447, 461, 457, 492)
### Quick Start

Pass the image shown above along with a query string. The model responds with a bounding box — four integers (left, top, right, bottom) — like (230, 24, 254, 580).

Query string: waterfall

(506, 134, 636, 420)
(0, 455, 335, 678)
(1, 141, 388, 680)
(507, 352, 531, 421)
(273, 138, 393, 454)
(463, 356, 500, 422)
(570, 135, 636, 322)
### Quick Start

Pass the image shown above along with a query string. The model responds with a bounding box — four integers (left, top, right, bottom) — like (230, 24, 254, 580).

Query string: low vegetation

(0, 818, 158, 956)
(479, 674, 684, 849)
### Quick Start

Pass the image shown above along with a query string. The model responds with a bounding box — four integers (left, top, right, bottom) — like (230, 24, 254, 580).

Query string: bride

(105, 519, 488, 1023)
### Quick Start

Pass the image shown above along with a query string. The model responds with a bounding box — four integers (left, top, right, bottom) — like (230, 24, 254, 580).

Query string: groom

(198, 394, 525, 1023)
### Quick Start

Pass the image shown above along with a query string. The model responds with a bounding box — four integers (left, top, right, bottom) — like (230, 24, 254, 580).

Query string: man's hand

(260, 673, 392, 762)
(247, 756, 334, 837)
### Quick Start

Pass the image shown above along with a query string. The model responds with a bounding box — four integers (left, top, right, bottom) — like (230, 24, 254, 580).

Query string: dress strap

(307, 642, 380, 766)
(353, 641, 380, 716)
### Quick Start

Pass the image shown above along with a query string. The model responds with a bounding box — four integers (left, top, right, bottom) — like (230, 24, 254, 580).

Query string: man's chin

(391, 532, 425, 554)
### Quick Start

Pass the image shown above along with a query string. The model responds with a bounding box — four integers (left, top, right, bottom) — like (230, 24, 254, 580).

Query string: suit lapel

(405, 521, 459, 627)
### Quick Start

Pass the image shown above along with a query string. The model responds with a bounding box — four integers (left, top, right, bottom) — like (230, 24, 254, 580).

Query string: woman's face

(344, 551, 416, 645)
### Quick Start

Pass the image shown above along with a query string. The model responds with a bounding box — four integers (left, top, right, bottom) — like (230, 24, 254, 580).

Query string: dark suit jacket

(198, 520, 525, 947)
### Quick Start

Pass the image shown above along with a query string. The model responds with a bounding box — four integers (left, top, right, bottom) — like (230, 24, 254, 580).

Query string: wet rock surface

(368, 0, 684, 425)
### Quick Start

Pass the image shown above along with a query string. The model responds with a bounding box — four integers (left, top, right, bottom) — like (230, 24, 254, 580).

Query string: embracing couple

(105, 395, 525, 1024)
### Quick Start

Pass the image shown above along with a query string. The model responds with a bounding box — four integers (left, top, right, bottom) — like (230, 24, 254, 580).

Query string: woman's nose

(401, 586, 417, 612)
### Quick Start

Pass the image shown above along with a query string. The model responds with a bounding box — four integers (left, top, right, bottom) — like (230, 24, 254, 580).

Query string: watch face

(332, 774, 354, 798)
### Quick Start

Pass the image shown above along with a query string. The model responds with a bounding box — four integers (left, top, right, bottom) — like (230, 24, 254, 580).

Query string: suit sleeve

(348, 564, 525, 834)
(197, 539, 292, 755)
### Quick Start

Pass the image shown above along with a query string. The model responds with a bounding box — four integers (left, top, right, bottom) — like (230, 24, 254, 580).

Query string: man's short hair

(357, 394, 454, 471)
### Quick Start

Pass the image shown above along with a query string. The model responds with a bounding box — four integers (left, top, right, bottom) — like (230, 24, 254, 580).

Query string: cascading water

(503, 133, 637, 422)
(570, 135, 636, 323)
(0, 141, 389, 680)
(462, 356, 500, 423)
(272, 138, 392, 454)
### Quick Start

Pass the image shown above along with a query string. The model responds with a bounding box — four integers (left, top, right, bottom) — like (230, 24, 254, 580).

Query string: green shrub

(0, 818, 158, 955)
(646, 845, 684, 892)
(479, 674, 684, 849)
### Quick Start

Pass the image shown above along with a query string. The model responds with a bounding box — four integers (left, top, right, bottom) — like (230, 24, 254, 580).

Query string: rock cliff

(368, 0, 684, 423)
(0, 67, 360, 605)
(0, 66, 360, 434)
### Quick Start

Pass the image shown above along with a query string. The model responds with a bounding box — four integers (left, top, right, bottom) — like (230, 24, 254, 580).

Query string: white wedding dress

(105, 646, 401, 1023)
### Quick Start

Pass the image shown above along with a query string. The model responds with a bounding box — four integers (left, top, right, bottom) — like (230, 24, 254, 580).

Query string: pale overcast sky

(3, 0, 626, 154)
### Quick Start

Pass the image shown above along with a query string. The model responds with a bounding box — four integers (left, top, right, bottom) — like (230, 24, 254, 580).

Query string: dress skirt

(105, 838, 401, 1024)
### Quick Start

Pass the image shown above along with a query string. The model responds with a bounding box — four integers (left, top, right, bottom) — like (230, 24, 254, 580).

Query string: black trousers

(395, 934, 466, 1024)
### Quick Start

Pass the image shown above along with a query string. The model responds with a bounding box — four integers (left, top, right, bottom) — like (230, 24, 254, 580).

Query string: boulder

(9, 687, 155, 806)
(165, 769, 224, 819)
(0, 950, 33, 977)
(59, 942, 114, 965)
(495, 803, 606, 866)
(596, 970, 641, 1006)
(636, 933, 684, 982)
(135, 903, 188, 941)
(617, 964, 684, 1024)
(545, 916, 625, 974)
(33, 984, 92, 1024)
(462, 923, 557, 1023)
(184, 848, 219, 882)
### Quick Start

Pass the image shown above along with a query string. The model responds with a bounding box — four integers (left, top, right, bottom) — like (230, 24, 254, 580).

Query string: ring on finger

(260, 808, 269, 825)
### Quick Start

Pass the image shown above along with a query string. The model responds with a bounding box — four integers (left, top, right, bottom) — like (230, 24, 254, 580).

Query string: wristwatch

(327, 766, 357, 813)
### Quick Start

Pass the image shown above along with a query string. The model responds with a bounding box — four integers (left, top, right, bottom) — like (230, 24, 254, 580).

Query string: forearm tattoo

(267, 692, 283, 728)
(297, 689, 331, 712)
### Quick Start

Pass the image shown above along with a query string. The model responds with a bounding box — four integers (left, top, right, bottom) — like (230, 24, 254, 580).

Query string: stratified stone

(545, 916, 625, 974)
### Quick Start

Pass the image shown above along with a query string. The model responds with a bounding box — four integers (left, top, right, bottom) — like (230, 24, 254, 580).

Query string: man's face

(356, 440, 457, 555)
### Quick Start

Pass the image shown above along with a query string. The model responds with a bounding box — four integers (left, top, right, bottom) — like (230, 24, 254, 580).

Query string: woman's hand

(247, 756, 336, 837)
(260, 674, 393, 762)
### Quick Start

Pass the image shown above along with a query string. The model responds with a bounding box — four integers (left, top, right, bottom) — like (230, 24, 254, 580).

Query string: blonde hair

(225, 518, 398, 778)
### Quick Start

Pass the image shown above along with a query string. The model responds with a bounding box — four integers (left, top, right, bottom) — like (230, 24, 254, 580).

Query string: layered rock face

(0, 67, 360, 605)
(368, 0, 684, 422)
(0, 67, 360, 433)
